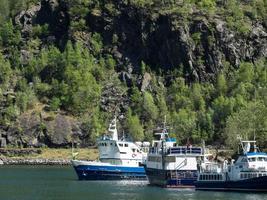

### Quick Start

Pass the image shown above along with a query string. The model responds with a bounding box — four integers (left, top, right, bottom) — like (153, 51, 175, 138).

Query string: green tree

(127, 109, 144, 141)
(0, 0, 9, 24)
(0, 52, 12, 87)
(143, 91, 158, 121)
(216, 73, 227, 96)
(225, 102, 267, 148)
(191, 83, 205, 111)
(171, 109, 197, 143)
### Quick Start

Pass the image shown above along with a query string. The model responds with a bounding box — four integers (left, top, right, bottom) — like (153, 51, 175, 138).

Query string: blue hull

(73, 164, 147, 180)
(195, 176, 267, 192)
(145, 167, 197, 188)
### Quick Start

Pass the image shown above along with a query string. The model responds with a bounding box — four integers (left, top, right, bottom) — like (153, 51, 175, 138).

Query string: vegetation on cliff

(0, 0, 266, 149)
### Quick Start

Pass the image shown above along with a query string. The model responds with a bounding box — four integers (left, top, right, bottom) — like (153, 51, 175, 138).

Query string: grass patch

(1, 148, 99, 160)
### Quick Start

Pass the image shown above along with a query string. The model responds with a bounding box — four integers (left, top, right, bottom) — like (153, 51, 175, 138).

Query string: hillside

(0, 0, 266, 149)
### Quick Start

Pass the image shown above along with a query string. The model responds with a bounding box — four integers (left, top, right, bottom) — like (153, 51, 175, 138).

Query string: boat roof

(246, 152, 267, 156)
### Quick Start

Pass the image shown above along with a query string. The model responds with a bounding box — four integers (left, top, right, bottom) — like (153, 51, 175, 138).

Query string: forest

(0, 0, 266, 149)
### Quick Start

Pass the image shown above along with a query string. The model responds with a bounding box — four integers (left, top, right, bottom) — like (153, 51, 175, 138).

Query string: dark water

(0, 166, 266, 200)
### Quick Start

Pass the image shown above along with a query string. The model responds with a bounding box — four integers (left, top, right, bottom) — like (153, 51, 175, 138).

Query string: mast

(108, 116, 118, 141)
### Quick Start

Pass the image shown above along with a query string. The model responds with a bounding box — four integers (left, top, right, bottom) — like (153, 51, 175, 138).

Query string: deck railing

(149, 146, 203, 155)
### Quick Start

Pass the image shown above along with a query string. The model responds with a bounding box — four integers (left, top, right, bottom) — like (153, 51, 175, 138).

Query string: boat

(195, 138, 267, 192)
(144, 120, 204, 188)
(71, 117, 149, 180)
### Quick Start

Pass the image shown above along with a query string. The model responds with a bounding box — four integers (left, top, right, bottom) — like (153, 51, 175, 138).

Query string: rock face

(84, 3, 267, 81)
(14, 1, 267, 82)
(5, 111, 86, 148)
(15, 0, 69, 49)
(14, 3, 41, 36)
(44, 114, 73, 147)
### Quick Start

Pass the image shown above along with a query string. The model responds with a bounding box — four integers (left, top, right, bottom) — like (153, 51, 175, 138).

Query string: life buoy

(132, 154, 137, 158)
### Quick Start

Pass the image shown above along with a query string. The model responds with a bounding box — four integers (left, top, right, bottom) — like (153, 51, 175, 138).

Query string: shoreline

(0, 148, 98, 165)
(0, 158, 72, 165)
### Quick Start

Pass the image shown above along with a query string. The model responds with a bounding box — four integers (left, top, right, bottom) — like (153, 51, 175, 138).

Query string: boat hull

(145, 166, 197, 188)
(72, 160, 146, 180)
(195, 176, 267, 192)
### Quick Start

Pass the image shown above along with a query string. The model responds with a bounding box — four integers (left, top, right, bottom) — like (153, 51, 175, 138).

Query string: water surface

(0, 166, 266, 200)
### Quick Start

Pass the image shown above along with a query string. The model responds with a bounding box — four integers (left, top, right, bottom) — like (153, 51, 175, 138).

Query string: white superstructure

(146, 129, 203, 171)
(198, 140, 267, 182)
(73, 117, 148, 168)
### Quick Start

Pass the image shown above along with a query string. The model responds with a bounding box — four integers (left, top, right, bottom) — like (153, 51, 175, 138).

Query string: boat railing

(200, 162, 222, 173)
(169, 170, 197, 179)
(149, 146, 203, 155)
(240, 171, 267, 179)
(167, 146, 203, 155)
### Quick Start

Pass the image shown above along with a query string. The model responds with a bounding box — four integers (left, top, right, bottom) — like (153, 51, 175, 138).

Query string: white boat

(71, 117, 148, 180)
(196, 138, 267, 192)
(145, 121, 204, 188)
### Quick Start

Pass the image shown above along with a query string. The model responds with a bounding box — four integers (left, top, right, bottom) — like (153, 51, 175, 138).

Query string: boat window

(258, 157, 265, 161)
(241, 158, 248, 162)
(125, 144, 128, 147)
(132, 149, 136, 153)
(249, 157, 256, 162)
(110, 143, 113, 146)
(119, 143, 123, 147)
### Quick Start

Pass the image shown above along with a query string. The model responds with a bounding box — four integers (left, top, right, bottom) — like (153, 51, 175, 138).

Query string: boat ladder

(170, 171, 178, 179)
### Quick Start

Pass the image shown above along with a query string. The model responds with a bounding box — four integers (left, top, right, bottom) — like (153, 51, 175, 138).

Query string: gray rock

(119, 71, 132, 87)
(14, 3, 41, 36)
(0, 137, 7, 148)
(141, 72, 152, 92)
(44, 114, 73, 147)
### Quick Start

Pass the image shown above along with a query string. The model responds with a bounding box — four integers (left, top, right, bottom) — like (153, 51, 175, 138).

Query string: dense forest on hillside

(0, 0, 266, 149)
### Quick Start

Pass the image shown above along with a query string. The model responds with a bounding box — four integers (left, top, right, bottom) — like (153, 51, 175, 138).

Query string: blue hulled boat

(195, 138, 267, 192)
(71, 118, 149, 180)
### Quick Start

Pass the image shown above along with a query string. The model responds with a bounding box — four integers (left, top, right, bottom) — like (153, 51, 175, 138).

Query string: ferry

(71, 117, 149, 180)
(145, 122, 204, 188)
(195, 138, 267, 192)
